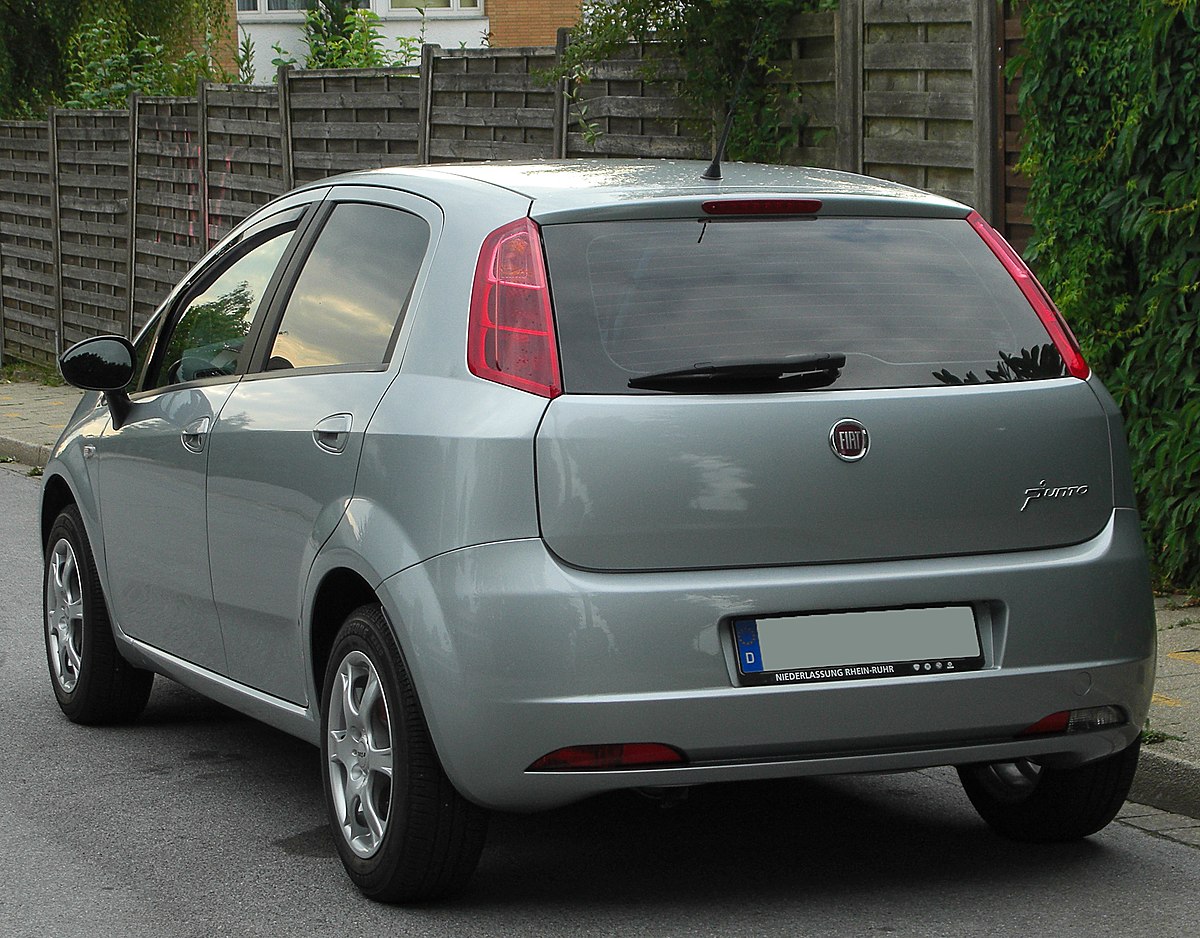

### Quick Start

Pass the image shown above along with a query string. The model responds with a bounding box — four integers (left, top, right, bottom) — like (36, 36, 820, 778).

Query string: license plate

(732, 606, 983, 686)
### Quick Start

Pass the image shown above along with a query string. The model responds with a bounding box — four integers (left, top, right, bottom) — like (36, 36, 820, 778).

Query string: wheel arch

(41, 473, 76, 553)
(309, 566, 380, 712)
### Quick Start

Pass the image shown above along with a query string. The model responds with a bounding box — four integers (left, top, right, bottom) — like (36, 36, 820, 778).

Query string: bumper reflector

(1019, 706, 1125, 737)
(528, 743, 686, 771)
(1068, 705, 1125, 732)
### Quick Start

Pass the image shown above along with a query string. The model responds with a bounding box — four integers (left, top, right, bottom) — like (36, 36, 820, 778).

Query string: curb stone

(0, 435, 54, 468)
(1131, 747, 1200, 821)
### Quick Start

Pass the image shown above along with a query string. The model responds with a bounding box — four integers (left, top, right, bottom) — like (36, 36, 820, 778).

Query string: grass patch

(1142, 719, 1184, 745)
(1, 360, 64, 387)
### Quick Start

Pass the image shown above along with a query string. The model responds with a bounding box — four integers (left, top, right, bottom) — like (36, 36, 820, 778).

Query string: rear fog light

(1018, 706, 1125, 736)
(528, 743, 686, 771)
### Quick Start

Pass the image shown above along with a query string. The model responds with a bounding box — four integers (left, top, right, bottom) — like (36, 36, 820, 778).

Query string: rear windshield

(540, 216, 1064, 393)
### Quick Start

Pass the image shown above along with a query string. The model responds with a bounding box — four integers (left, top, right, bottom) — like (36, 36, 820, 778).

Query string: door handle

(181, 416, 211, 454)
(313, 413, 352, 454)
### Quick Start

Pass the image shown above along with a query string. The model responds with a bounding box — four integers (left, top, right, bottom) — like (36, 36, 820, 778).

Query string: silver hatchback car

(42, 160, 1155, 902)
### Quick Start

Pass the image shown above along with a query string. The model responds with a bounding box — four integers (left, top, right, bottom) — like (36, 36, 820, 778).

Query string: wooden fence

(1, 0, 1018, 366)
(130, 96, 203, 335)
(53, 109, 130, 350)
(0, 121, 55, 363)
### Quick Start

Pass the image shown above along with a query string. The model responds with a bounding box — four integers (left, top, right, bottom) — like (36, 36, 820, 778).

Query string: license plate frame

(732, 606, 983, 686)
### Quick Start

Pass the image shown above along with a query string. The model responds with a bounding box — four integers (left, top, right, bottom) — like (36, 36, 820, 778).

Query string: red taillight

(528, 743, 686, 771)
(1018, 711, 1071, 736)
(967, 211, 1089, 379)
(468, 216, 561, 398)
(1019, 706, 1125, 737)
(701, 198, 822, 216)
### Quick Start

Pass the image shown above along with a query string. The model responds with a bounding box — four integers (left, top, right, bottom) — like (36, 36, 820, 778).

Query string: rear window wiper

(628, 352, 846, 391)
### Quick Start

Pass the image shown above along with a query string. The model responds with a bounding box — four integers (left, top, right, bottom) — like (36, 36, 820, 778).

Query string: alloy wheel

(46, 537, 84, 693)
(327, 650, 395, 858)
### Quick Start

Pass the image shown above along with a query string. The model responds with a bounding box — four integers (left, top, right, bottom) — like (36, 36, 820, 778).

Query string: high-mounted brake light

(468, 216, 562, 398)
(702, 198, 822, 216)
(528, 743, 686, 771)
(967, 211, 1089, 380)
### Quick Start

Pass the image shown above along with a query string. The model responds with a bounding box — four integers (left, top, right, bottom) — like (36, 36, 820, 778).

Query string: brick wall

(487, 0, 580, 47)
(186, 0, 239, 74)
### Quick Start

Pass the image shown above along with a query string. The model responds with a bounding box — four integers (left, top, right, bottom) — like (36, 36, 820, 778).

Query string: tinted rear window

(540, 216, 1064, 392)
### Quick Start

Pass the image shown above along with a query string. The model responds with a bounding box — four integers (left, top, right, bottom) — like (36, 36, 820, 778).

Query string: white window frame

(237, 0, 484, 20)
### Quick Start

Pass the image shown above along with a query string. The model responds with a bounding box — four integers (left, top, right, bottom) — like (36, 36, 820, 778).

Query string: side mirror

(59, 335, 135, 430)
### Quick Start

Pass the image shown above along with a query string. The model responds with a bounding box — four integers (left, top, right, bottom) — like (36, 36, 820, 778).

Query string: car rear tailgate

(535, 380, 1113, 571)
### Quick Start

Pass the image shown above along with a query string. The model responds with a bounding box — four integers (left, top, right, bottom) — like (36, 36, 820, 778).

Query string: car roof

(317, 159, 971, 221)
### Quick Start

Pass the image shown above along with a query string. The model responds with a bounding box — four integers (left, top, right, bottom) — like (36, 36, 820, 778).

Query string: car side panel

(206, 370, 395, 704)
(43, 393, 107, 561)
(348, 374, 548, 581)
(96, 383, 238, 672)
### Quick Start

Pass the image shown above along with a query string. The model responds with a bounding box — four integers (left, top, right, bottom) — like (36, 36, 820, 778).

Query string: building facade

(235, 1, 580, 80)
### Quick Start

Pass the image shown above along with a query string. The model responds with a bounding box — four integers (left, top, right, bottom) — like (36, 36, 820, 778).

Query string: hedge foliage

(1017, 0, 1200, 588)
(0, 0, 231, 117)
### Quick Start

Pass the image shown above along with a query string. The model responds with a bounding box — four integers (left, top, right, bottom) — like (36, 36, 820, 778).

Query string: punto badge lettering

(1021, 479, 1089, 512)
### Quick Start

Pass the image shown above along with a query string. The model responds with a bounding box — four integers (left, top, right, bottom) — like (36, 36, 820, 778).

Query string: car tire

(957, 739, 1140, 842)
(44, 505, 154, 724)
(320, 603, 489, 903)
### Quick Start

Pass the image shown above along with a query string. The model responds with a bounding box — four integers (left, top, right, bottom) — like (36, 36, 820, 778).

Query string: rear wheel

(320, 604, 488, 902)
(957, 740, 1140, 842)
(44, 505, 153, 724)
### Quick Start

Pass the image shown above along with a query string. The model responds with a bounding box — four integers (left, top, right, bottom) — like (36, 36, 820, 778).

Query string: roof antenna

(702, 17, 767, 182)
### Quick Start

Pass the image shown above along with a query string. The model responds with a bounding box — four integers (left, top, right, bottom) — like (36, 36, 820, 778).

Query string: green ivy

(1016, 0, 1200, 587)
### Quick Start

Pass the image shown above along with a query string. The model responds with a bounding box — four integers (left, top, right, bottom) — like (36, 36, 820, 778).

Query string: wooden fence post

(277, 65, 296, 190)
(975, 0, 1000, 221)
(198, 80, 210, 248)
(47, 108, 63, 356)
(0, 195, 5, 367)
(553, 28, 570, 159)
(835, 0, 863, 174)
(417, 44, 438, 164)
(126, 94, 140, 338)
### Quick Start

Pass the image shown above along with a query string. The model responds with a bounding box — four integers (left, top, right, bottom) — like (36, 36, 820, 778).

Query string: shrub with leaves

(556, 0, 833, 163)
(275, 2, 422, 70)
(3, 0, 235, 116)
(65, 12, 236, 108)
(1016, 0, 1200, 587)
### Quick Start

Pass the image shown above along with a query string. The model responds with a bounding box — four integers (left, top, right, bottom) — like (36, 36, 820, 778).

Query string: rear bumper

(379, 508, 1155, 810)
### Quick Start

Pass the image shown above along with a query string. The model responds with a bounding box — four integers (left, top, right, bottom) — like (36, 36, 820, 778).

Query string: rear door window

(262, 201, 429, 371)
(540, 216, 1065, 392)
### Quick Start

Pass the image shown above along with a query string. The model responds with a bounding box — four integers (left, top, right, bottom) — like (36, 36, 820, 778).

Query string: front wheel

(957, 740, 1140, 842)
(320, 604, 488, 902)
(44, 505, 153, 724)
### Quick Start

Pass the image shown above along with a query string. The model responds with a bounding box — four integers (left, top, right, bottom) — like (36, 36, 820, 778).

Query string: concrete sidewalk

(0, 379, 85, 468)
(1130, 596, 1200, 819)
(2, 377, 1198, 823)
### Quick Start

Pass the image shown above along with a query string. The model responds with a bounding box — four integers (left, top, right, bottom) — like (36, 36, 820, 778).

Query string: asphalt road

(2, 466, 1198, 938)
